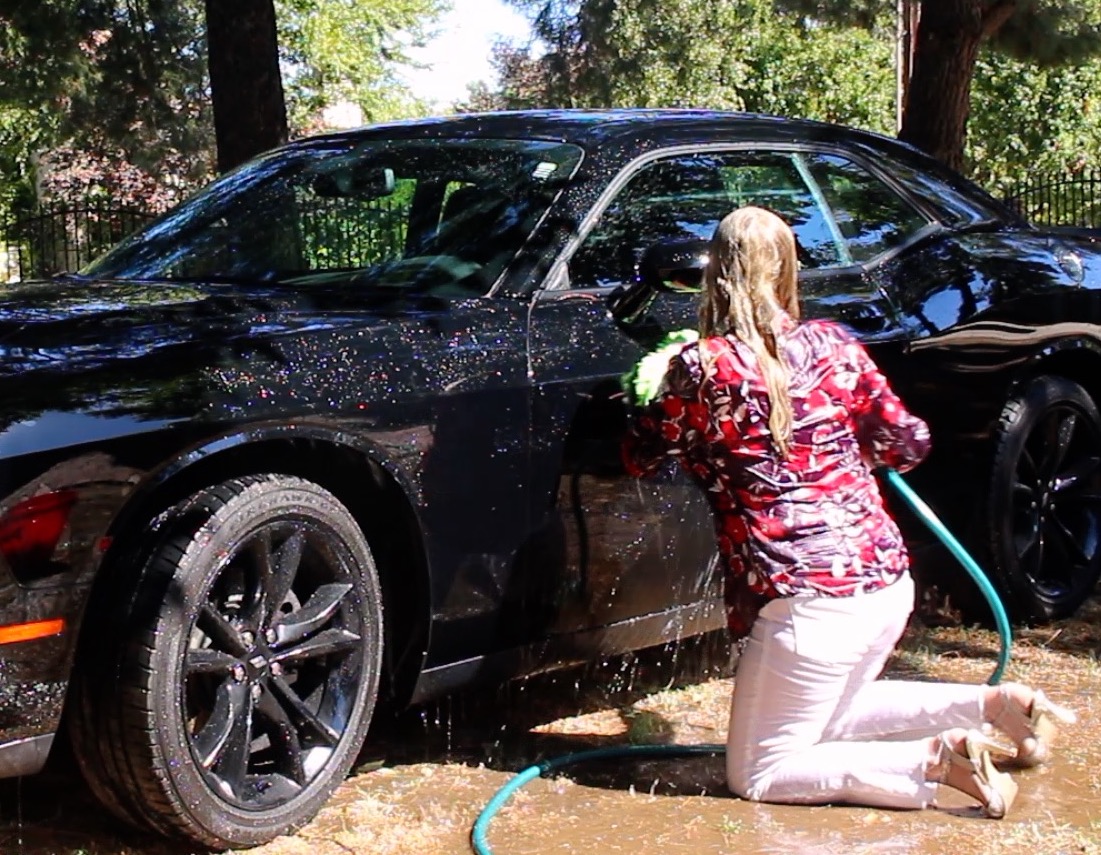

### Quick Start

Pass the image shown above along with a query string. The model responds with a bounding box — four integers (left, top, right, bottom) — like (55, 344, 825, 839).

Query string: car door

(526, 153, 733, 641)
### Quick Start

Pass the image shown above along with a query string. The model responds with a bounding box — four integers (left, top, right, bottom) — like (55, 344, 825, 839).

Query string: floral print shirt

(622, 316, 931, 637)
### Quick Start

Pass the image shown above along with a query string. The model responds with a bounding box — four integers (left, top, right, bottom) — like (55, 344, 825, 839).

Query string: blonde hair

(698, 206, 800, 457)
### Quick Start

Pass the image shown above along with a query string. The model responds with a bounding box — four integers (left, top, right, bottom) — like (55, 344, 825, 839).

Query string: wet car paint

(3, 109, 1101, 777)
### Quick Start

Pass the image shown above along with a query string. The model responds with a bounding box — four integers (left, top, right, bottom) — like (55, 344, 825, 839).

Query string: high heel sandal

(940, 730, 1019, 819)
(994, 686, 1078, 768)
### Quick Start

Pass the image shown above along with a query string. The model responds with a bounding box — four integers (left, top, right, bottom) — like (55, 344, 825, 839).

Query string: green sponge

(621, 328, 699, 406)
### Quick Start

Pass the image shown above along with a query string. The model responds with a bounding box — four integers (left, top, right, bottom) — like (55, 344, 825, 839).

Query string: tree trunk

(899, 1, 1015, 173)
(204, 0, 288, 173)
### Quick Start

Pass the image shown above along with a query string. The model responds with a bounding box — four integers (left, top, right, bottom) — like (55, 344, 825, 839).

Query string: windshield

(84, 137, 584, 297)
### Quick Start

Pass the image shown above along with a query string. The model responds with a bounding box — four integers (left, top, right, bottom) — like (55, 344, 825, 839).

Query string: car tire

(987, 375, 1101, 622)
(69, 474, 383, 848)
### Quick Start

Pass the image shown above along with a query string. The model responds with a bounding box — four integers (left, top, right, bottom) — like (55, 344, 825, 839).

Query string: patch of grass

(621, 708, 671, 744)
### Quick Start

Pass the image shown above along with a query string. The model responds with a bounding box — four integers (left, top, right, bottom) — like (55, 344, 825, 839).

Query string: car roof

(293, 108, 905, 156)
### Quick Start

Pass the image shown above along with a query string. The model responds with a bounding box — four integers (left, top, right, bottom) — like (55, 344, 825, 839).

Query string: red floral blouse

(622, 316, 931, 637)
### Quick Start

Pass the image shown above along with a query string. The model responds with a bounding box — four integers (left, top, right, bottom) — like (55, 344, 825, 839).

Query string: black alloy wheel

(69, 474, 383, 848)
(988, 375, 1101, 621)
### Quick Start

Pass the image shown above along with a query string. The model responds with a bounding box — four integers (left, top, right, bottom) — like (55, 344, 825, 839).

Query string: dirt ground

(2, 592, 1100, 855)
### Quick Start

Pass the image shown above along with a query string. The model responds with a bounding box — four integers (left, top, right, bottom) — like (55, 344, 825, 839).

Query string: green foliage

(778, 0, 1101, 63)
(0, 0, 212, 213)
(495, 0, 1101, 195)
(491, 0, 894, 135)
(278, 0, 447, 128)
(0, 0, 211, 169)
(968, 48, 1101, 193)
(779, 0, 1101, 170)
(0, 0, 446, 218)
(992, 0, 1101, 65)
(0, 106, 53, 213)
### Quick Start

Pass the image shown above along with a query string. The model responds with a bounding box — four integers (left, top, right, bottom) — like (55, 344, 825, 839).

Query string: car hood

(0, 276, 441, 379)
(0, 274, 527, 449)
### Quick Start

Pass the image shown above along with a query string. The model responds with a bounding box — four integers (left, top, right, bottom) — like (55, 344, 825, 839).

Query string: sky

(400, 0, 534, 109)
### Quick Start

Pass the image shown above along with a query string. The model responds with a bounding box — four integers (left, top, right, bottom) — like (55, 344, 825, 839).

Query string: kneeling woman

(622, 206, 1074, 818)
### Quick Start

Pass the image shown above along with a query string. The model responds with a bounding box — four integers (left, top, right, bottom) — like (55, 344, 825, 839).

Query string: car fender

(1004, 331, 1101, 404)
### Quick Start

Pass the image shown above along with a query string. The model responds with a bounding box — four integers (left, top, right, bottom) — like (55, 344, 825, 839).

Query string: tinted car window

(719, 154, 843, 269)
(84, 139, 583, 296)
(805, 153, 929, 263)
(570, 155, 734, 288)
(872, 148, 1012, 226)
(570, 151, 845, 288)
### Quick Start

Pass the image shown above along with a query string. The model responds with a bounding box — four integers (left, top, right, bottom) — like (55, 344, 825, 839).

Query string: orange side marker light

(0, 618, 65, 645)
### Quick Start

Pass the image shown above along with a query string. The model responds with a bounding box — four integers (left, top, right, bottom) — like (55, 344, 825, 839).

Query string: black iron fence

(1004, 169, 1101, 229)
(1, 202, 155, 283)
(0, 195, 413, 285)
(297, 195, 410, 270)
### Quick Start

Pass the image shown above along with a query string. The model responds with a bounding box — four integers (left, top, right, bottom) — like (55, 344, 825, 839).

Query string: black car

(1, 109, 1099, 847)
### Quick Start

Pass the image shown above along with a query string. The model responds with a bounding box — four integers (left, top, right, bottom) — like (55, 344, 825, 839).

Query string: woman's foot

(927, 728, 1018, 819)
(986, 683, 1077, 767)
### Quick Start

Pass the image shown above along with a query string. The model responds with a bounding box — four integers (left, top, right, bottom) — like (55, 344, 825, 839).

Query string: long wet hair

(698, 206, 800, 458)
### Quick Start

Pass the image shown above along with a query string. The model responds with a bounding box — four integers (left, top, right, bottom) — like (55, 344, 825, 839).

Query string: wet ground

(1, 597, 1100, 855)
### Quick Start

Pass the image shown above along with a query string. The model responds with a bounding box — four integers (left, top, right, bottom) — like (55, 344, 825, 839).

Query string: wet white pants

(726, 572, 985, 809)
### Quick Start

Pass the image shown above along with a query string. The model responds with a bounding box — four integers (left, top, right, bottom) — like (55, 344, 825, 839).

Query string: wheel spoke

(197, 604, 248, 656)
(249, 774, 303, 803)
(241, 529, 275, 624)
(1016, 521, 1042, 567)
(1049, 509, 1091, 567)
(213, 692, 254, 793)
(1039, 411, 1077, 483)
(272, 583, 352, 647)
(186, 647, 238, 677)
(192, 679, 251, 770)
(1053, 455, 1101, 494)
(1041, 520, 1078, 590)
(255, 686, 307, 785)
(269, 529, 306, 613)
(273, 627, 362, 663)
(267, 674, 342, 746)
(1012, 480, 1036, 504)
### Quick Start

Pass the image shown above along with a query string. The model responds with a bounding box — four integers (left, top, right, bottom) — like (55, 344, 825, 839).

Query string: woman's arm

(845, 334, 932, 472)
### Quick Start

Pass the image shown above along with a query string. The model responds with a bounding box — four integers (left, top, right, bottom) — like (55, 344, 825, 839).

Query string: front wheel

(70, 474, 383, 848)
(987, 376, 1101, 622)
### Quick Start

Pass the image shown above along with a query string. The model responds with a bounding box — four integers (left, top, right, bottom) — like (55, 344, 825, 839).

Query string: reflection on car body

(2, 109, 1101, 847)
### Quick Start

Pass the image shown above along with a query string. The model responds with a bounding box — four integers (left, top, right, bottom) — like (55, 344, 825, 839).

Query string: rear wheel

(988, 376, 1101, 621)
(70, 474, 383, 848)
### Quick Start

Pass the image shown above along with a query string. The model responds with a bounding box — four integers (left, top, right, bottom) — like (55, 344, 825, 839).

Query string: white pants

(726, 572, 985, 809)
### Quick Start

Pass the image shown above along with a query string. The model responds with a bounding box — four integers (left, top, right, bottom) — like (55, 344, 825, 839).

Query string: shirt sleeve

(842, 329, 931, 472)
(621, 351, 708, 478)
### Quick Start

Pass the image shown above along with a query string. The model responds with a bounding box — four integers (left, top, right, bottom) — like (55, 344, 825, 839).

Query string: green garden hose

(469, 468, 1013, 855)
(882, 468, 1012, 685)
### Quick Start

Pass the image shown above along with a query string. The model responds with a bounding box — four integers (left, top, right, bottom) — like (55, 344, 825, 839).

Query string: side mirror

(608, 238, 711, 329)
(638, 238, 710, 293)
